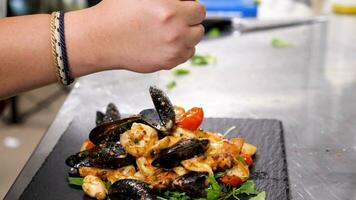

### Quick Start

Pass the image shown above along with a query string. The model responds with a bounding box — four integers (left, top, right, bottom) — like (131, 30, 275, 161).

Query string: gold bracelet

(50, 12, 62, 84)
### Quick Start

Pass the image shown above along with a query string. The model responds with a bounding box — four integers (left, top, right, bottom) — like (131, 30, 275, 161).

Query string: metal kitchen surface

(6, 14, 356, 200)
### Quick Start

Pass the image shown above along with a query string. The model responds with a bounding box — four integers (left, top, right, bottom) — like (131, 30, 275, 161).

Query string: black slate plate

(20, 118, 290, 200)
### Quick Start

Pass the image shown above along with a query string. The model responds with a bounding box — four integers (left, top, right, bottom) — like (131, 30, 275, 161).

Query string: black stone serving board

(20, 118, 290, 200)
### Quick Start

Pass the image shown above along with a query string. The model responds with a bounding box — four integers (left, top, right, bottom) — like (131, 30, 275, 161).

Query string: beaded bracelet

(50, 11, 74, 86)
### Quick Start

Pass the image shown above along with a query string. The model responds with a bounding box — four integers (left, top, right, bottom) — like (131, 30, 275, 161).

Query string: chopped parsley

(191, 54, 216, 66)
(207, 28, 221, 39)
(271, 38, 294, 48)
(166, 81, 177, 90)
(173, 68, 191, 76)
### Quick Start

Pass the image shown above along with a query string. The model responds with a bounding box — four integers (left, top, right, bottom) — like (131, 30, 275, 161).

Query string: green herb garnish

(206, 176, 222, 200)
(134, 138, 140, 144)
(68, 177, 84, 186)
(173, 68, 190, 76)
(191, 54, 216, 66)
(207, 28, 221, 39)
(166, 81, 177, 90)
(249, 191, 266, 200)
(271, 38, 294, 48)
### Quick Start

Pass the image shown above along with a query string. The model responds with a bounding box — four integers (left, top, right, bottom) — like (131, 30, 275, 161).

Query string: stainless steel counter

(6, 14, 356, 200)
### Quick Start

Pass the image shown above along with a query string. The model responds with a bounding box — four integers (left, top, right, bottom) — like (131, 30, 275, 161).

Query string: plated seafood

(66, 86, 262, 200)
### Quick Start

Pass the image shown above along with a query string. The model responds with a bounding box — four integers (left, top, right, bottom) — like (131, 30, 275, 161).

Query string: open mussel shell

(109, 179, 156, 200)
(172, 172, 208, 197)
(89, 116, 142, 145)
(152, 139, 210, 169)
(139, 109, 163, 130)
(149, 86, 175, 133)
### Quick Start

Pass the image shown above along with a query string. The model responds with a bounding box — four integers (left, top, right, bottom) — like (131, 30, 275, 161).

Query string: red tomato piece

(219, 175, 242, 187)
(176, 107, 204, 131)
(241, 153, 253, 167)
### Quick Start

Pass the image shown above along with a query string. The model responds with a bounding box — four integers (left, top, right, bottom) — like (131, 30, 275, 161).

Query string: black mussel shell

(89, 116, 142, 145)
(109, 179, 156, 200)
(152, 139, 210, 169)
(66, 150, 91, 168)
(139, 109, 162, 129)
(96, 111, 105, 126)
(172, 172, 208, 197)
(103, 103, 121, 123)
(89, 142, 135, 169)
(149, 86, 175, 133)
(96, 103, 121, 126)
(65, 142, 134, 169)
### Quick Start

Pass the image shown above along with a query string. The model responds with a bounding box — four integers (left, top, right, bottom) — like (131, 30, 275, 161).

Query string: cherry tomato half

(219, 175, 242, 187)
(176, 107, 204, 131)
(241, 153, 253, 167)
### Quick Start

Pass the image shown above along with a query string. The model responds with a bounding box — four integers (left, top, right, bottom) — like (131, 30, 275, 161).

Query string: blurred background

(0, 0, 355, 199)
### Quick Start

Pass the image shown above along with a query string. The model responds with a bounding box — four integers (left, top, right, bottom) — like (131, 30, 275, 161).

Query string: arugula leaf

(191, 54, 216, 66)
(271, 38, 293, 48)
(206, 176, 222, 200)
(68, 177, 84, 186)
(234, 180, 259, 195)
(249, 191, 266, 200)
(207, 28, 221, 39)
(173, 68, 190, 76)
(166, 81, 177, 90)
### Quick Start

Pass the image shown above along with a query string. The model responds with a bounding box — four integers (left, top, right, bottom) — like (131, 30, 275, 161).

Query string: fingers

(185, 24, 205, 48)
(179, 1, 206, 26)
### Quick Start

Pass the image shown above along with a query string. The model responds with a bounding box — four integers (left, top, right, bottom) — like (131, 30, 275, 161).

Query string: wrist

(64, 7, 108, 77)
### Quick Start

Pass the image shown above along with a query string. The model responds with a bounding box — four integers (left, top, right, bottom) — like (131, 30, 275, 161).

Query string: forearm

(0, 9, 99, 99)
(0, 14, 56, 98)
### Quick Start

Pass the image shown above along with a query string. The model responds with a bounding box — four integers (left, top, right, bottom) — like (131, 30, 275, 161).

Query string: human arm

(0, 0, 205, 99)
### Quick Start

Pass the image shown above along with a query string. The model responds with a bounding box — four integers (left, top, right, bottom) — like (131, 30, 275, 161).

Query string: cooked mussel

(96, 103, 121, 126)
(89, 117, 142, 145)
(96, 111, 106, 126)
(148, 86, 175, 134)
(66, 142, 135, 169)
(172, 172, 208, 197)
(66, 150, 91, 169)
(108, 179, 156, 200)
(152, 139, 210, 168)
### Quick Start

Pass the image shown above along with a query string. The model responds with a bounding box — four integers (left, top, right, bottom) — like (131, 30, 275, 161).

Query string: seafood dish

(65, 86, 264, 200)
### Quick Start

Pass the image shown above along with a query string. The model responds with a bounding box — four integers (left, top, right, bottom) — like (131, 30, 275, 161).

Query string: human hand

(66, 0, 206, 74)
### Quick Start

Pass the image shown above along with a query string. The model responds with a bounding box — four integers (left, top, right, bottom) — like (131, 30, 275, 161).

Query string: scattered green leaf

(166, 81, 177, 90)
(68, 177, 84, 186)
(191, 54, 216, 66)
(234, 180, 259, 195)
(207, 28, 221, 39)
(271, 38, 294, 48)
(206, 176, 222, 200)
(173, 68, 191, 76)
(249, 191, 266, 200)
